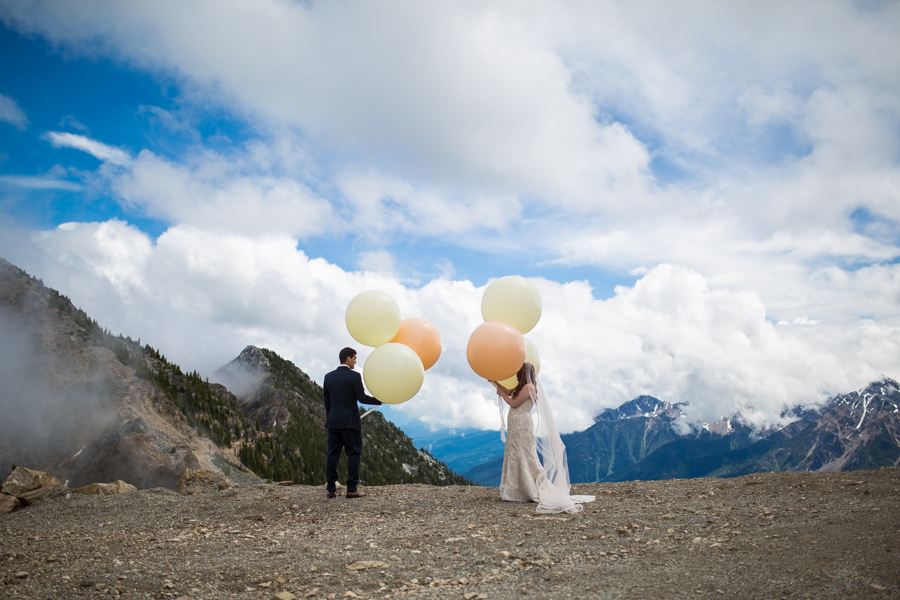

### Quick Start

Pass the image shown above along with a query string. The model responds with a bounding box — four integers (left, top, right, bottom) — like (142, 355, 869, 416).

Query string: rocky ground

(2, 468, 899, 600)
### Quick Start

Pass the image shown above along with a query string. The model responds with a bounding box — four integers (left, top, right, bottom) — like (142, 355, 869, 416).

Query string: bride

(491, 362, 595, 514)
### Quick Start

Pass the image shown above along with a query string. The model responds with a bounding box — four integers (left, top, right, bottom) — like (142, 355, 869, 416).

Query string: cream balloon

(496, 337, 541, 390)
(363, 343, 425, 404)
(345, 290, 402, 347)
(481, 275, 542, 334)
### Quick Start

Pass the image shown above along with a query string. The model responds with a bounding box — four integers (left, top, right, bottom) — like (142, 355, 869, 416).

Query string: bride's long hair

(511, 363, 530, 399)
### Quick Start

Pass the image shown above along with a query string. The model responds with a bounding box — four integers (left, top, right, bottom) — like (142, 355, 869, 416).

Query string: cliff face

(0, 258, 250, 489)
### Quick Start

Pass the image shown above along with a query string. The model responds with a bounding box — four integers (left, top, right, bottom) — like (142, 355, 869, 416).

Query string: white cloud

(112, 148, 334, 237)
(358, 249, 397, 275)
(336, 170, 522, 241)
(0, 93, 28, 130)
(3, 0, 656, 213)
(44, 132, 132, 166)
(6, 2, 899, 235)
(739, 83, 804, 127)
(0, 175, 82, 191)
(7, 223, 897, 435)
(32, 220, 152, 300)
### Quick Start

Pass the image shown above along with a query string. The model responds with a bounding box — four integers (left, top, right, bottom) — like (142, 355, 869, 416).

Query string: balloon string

(361, 406, 379, 419)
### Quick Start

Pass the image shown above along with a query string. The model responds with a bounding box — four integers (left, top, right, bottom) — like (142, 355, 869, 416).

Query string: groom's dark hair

(339, 347, 357, 364)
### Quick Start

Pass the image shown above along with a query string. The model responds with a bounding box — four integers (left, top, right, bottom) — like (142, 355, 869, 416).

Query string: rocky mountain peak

(861, 376, 899, 399)
(212, 346, 272, 401)
(235, 345, 271, 371)
(593, 395, 681, 422)
(831, 375, 900, 431)
(702, 417, 735, 436)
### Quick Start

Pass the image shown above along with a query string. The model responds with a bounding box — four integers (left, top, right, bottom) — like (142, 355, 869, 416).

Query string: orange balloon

(390, 318, 443, 370)
(466, 321, 526, 381)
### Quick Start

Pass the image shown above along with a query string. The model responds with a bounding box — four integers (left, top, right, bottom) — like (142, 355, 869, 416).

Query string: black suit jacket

(323, 365, 381, 429)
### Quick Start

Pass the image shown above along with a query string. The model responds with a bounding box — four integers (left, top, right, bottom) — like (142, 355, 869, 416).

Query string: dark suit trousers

(326, 428, 362, 493)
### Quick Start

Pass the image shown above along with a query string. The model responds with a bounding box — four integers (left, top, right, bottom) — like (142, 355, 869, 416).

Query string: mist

(0, 299, 119, 483)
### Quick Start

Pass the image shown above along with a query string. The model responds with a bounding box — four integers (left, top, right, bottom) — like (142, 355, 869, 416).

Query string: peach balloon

(466, 321, 526, 381)
(390, 318, 442, 370)
(497, 337, 541, 390)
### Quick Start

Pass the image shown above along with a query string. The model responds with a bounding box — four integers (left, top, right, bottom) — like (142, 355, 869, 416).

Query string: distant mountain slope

(563, 397, 688, 483)
(717, 378, 900, 475)
(214, 345, 471, 487)
(612, 378, 900, 481)
(403, 422, 505, 475)
(602, 429, 786, 482)
(464, 454, 504, 487)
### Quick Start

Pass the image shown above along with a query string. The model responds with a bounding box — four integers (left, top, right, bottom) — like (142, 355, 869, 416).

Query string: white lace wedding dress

(497, 366, 595, 514)
(499, 396, 544, 502)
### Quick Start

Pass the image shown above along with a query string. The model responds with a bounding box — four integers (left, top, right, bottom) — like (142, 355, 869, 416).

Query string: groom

(323, 347, 382, 498)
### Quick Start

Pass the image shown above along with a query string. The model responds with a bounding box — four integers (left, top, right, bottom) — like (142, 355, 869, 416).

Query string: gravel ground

(2, 467, 898, 600)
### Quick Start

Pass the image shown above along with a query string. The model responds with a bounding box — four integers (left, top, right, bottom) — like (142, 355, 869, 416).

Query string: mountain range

(452, 379, 900, 485)
(0, 257, 467, 490)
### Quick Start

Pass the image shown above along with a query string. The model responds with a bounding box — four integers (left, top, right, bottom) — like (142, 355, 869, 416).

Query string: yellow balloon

(497, 337, 541, 390)
(481, 275, 542, 334)
(345, 290, 402, 347)
(363, 343, 425, 404)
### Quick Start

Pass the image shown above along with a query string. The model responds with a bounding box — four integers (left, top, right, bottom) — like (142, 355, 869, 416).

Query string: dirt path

(2, 468, 898, 599)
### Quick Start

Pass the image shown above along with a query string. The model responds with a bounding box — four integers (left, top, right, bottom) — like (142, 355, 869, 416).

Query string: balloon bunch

(466, 276, 542, 387)
(345, 290, 442, 404)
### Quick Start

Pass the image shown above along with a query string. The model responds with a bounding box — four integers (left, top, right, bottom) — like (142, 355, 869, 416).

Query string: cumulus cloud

(5, 2, 899, 235)
(2, 0, 656, 213)
(32, 220, 152, 301)
(336, 170, 522, 241)
(112, 148, 334, 237)
(0, 93, 29, 130)
(6, 222, 896, 434)
(551, 216, 900, 324)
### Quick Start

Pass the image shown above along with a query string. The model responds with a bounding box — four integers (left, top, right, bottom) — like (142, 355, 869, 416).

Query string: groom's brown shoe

(346, 490, 366, 498)
(327, 491, 336, 498)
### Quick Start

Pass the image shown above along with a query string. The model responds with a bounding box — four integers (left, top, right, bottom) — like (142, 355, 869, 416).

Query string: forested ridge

(235, 346, 471, 486)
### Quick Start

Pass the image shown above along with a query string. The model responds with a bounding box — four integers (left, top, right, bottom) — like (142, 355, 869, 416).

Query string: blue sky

(1, 1, 898, 433)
